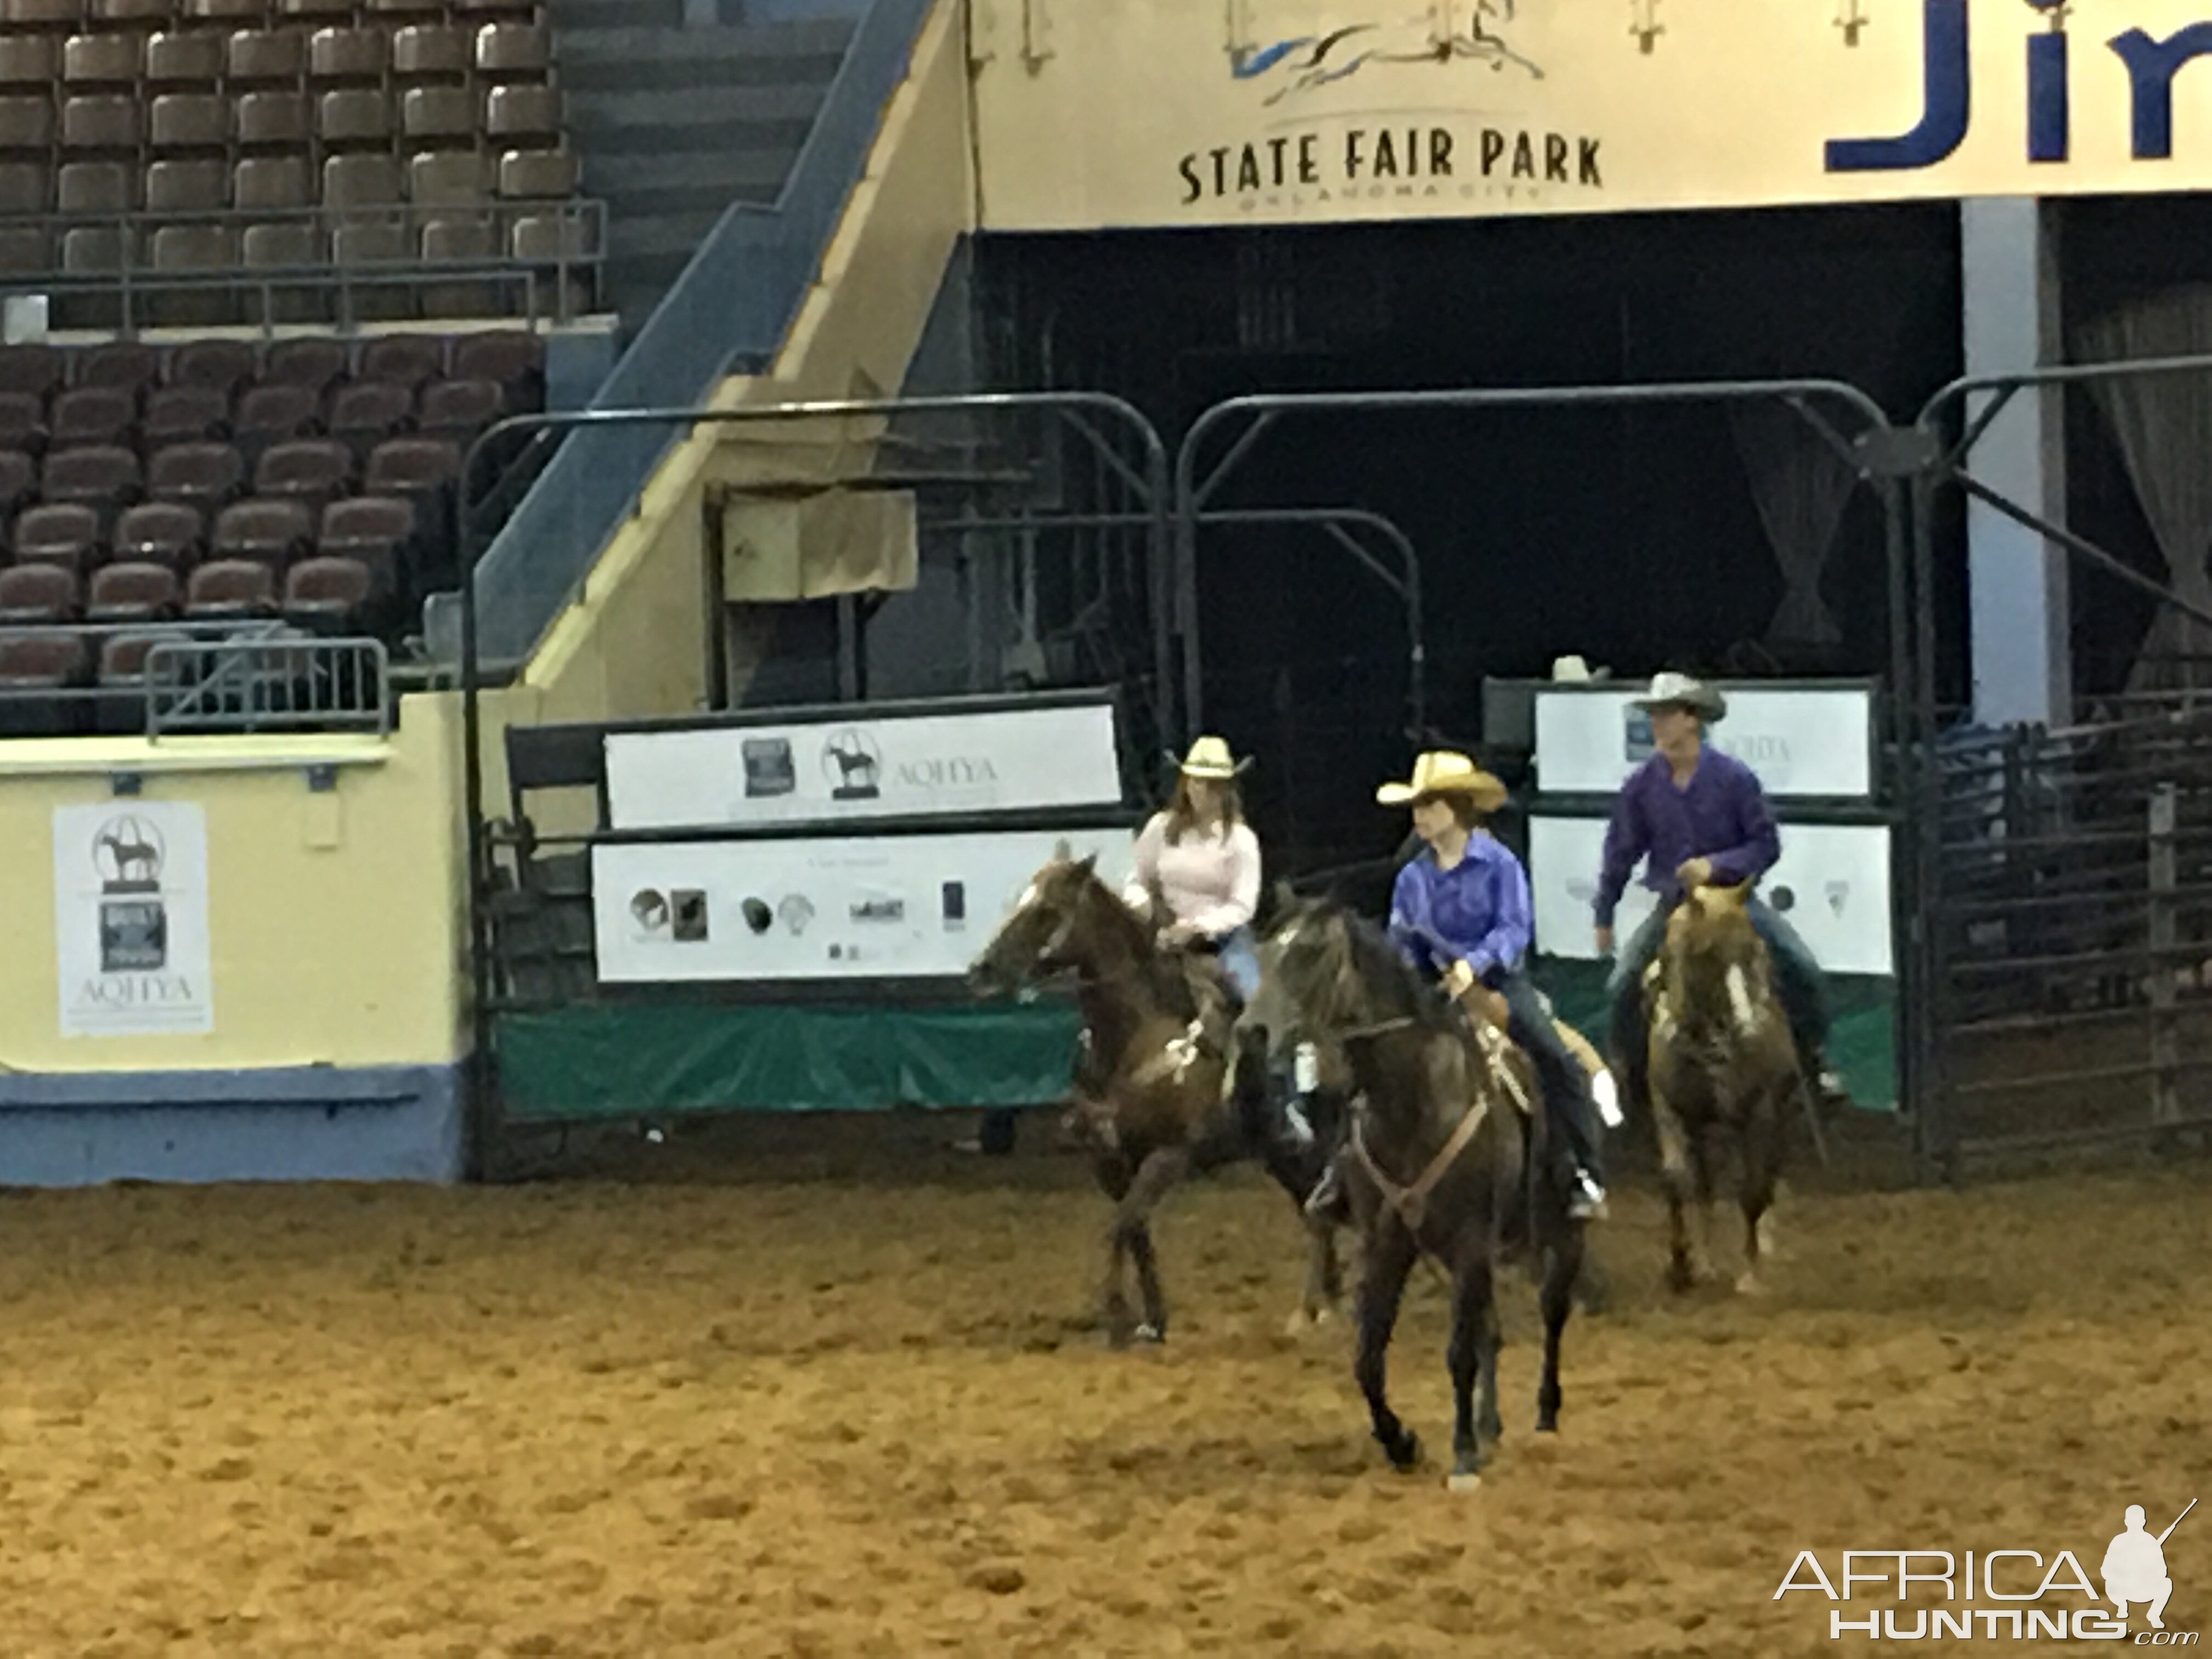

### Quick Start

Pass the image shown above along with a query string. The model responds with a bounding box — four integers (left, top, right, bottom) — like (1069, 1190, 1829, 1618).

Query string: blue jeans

(1211, 926, 1262, 1004)
(1607, 895, 1829, 1084)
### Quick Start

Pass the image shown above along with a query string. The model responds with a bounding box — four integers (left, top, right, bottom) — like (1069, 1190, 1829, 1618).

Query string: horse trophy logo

(92, 813, 168, 973)
(821, 729, 883, 802)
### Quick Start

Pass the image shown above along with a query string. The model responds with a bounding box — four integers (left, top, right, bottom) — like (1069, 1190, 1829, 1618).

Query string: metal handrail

(144, 633, 389, 735)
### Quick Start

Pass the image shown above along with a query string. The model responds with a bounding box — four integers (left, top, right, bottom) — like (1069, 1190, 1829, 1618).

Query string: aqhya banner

(52, 800, 215, 1037)
(604, 702, 1123, 832)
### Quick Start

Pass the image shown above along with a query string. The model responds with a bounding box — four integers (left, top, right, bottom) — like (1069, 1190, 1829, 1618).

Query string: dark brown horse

(1644, 882, 1801, 1295)
(1243, 894, 1584, 1488)
(968, 851, 1346, 1346)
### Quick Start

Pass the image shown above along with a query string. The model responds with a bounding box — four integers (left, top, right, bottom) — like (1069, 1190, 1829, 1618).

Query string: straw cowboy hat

(1171, 734, 1251, 780)
(1551, 653, 1611, 683)
(1633, 671, 1728, 723)
(1375, 751, 1509, 813)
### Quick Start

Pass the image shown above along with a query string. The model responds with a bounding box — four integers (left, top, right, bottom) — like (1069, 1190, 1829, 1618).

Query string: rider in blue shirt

(1313, 750, 1608, 1221)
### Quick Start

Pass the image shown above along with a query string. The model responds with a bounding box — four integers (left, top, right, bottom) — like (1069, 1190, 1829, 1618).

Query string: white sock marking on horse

(1726, 965, 1758, 1036)
(1591, 1068, 1623, 1128)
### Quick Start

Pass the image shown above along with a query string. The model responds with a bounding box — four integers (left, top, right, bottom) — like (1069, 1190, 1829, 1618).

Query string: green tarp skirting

(496, 970, 1896, 1122)
(495, 1002, 1085, 1121)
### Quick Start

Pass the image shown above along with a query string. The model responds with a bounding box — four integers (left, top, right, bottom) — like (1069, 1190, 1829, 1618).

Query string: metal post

(1910, 467, 1956, 1184)
(2149, 781, 2180, 1135)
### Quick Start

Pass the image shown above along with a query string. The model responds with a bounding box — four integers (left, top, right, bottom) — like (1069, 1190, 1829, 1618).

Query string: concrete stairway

(546, 1, 859, 331)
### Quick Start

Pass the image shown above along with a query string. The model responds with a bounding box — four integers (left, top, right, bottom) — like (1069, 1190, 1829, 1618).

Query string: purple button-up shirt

(1389, 834, 1533, 986)
(1593, 749, 1781, 928)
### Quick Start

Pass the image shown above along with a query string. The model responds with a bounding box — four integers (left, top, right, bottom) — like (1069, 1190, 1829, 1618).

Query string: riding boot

(1801, 1040, 1852, 1116)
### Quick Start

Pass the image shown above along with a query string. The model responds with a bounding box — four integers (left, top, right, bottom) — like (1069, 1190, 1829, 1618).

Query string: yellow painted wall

(0, 694, 467, 1073)
(972, 0, 2212, 230)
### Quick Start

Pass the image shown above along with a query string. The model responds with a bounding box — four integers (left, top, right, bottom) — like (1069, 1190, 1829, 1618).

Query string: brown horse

(1644, 882, 1800, 1295)
(1244, 893, 1584, 1488)
(968, 851, 1345, 1346)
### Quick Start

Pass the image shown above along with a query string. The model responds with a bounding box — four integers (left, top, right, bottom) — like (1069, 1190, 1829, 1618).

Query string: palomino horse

(1644, 882, 1803, 1295)
(968, 851, 1345, 1346)
(1245, 894, 1584, 1488)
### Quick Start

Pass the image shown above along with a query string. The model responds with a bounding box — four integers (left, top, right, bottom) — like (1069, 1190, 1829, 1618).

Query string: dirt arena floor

(0, 1113, 2206, 1659)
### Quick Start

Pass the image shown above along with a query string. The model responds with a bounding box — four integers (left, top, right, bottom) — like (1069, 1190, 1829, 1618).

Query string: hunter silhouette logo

(822, 730, 882, 802)
(2105, 1500, 2191, 1632)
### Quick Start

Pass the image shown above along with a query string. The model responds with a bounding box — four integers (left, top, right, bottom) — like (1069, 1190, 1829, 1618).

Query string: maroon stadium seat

(0, 562, 80, 623)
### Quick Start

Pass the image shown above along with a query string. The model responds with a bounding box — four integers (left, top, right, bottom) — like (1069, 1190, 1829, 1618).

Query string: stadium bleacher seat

(0, 330, 543, 724)
(0, 0, 594, 327)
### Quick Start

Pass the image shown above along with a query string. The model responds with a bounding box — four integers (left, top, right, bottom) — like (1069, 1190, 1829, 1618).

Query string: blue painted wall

(0, 1064, 465, 1187)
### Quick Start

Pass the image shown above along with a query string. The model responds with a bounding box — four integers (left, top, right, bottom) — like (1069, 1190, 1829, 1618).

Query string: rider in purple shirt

(1379, 751, 1608, 1220)
(1593, 674, 1839, 1111)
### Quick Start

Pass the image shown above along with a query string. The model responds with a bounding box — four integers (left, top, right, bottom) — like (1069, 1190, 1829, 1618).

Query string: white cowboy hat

(1633, 672, 1727, 723)
(1551, 654, 1596, 682)
(1173, 734, 1251, 780)
(1375, 751, 1510, 813)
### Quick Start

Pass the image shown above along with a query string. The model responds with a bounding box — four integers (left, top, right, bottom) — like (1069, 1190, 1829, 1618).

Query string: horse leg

(1093, 1150, 1137, 1344)
(1353, 1220, 1422, 1474)
(1737, 1088, 1786, 1297)
(1287, 1206, 1344, 1335)
(1111, 1145, 1190, 1345)
(1446, 1259, 1500, 1488)
(1654, 1097, 1701, 1292)
(1537, 1222, 1582, 1434)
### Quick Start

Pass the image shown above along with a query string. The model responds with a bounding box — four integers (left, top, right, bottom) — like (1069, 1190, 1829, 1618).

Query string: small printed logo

(1826, 880, 1851, 918)
(822, 729, 882, 801)
(742, 736, 795, 798)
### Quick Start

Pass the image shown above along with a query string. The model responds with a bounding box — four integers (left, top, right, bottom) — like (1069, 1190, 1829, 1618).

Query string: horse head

(1658, 882, 1771, 1036)
(968, 848, 1138, 997)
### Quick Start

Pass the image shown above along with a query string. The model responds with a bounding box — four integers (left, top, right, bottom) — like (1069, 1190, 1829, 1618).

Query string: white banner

(52, 801, 215, 1037)
(1528, 813, 1893, 977)
(604, 702, 1123, 832)
(591, 825, 1139, 983)
(1533, 685, 1875, 799)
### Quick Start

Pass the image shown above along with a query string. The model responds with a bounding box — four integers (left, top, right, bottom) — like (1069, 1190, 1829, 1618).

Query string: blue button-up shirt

(1593, 749, 1781, 927)
(1388, 833, 1533, 988)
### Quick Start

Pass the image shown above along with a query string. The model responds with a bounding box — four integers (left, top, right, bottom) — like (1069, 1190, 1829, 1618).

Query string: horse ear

(1052, 838, 1071, 862)
(1076, 853, 1097, 874)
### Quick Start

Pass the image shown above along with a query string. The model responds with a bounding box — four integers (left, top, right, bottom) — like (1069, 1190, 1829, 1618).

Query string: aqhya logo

(1776, 1499, 2197, 1643)
(1829, 0, 2212, 172)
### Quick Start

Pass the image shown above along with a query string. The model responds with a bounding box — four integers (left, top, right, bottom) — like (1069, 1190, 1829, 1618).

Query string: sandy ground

(0, 1116, 2205, 1658)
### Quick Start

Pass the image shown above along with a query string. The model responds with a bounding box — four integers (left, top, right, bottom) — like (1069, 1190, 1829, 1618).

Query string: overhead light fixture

(1630, 0, 1663, 53)
(1836, 0, 1870, 47)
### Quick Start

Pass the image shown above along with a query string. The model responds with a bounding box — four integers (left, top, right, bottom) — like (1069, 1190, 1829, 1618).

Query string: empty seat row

(0, 551, 371, 624)
(0, 369, 512, 467)
(0, 23, 550, 87)
(0, 329, 543, 399)
(0, 0, 540, 29)
(0, 86, 562, 157)
(5, 486, 415, 572)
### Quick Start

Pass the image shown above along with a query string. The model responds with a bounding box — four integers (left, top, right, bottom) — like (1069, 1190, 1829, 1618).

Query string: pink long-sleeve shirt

(1121, 813, 1261, 939)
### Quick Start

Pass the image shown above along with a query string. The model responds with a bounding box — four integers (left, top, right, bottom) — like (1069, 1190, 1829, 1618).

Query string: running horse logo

(1228, 2, 1543, 104)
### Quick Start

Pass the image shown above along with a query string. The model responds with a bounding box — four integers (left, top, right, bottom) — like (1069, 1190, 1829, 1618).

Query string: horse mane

(1290, 894, 1460, 1037)
(1064, 859, 1198, 1009)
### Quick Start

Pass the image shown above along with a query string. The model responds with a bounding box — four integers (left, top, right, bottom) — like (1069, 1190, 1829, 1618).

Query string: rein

(1350, 1094, 1491, 1238)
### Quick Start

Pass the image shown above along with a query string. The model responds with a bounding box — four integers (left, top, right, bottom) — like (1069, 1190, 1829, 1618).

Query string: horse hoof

(1386, 1434, 1423, 1475)
(1446, 1471, 1483, 1494)
(1735, 1272, 1766, 1298)
(1133, 1322, 1165, 1344)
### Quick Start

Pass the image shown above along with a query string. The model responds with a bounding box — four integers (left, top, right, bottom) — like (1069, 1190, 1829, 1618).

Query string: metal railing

(0, 199, 605, 329)
(468, 0, 934, 668)
(145, 633, 389, 735)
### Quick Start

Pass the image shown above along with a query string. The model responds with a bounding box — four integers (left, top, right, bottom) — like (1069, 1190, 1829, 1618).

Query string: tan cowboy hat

(1633, 671, 1728, 723)
(1375, 751, 1509, 812)
(1173, 734, 1251, 780)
